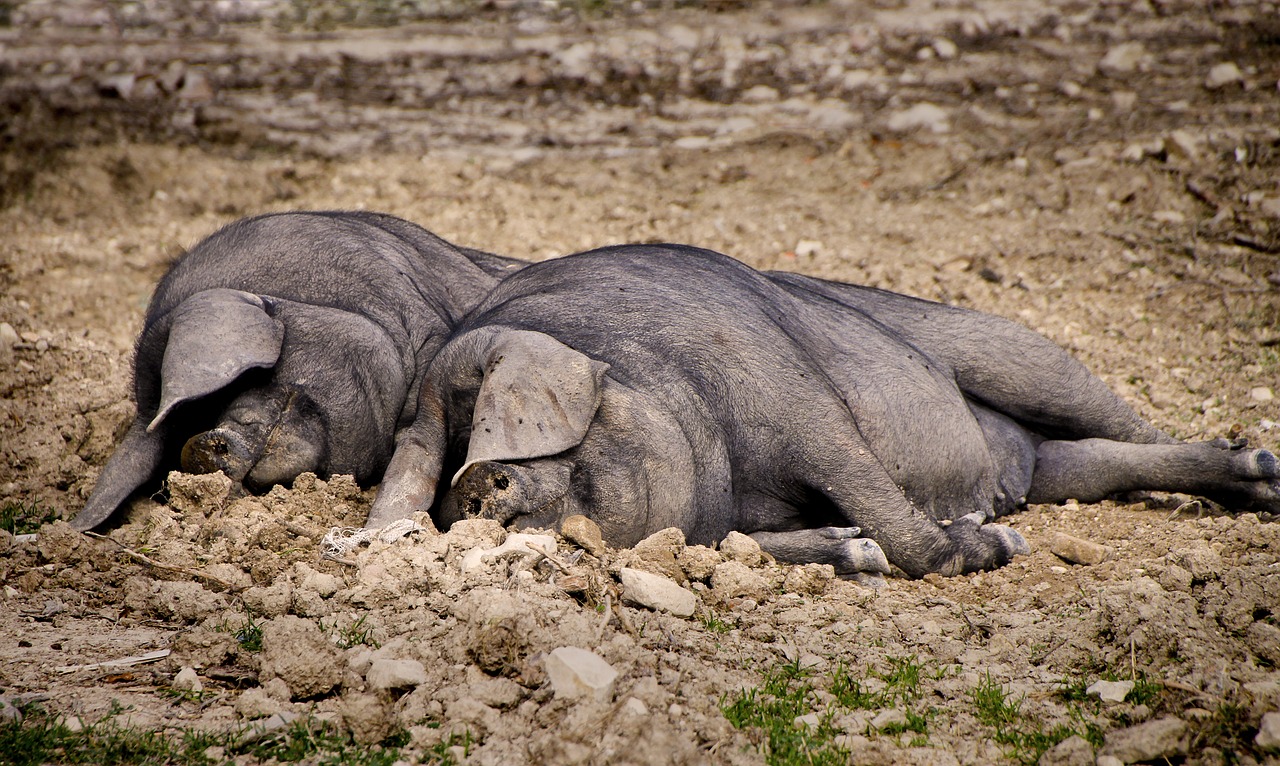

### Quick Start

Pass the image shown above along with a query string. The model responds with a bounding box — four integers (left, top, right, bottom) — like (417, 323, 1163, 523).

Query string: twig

(84, 532, 245, 593)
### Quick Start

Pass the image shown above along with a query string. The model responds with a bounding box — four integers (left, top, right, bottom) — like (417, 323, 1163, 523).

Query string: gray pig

(368, 244, 1279, 578)
(72, 211, 522, 531)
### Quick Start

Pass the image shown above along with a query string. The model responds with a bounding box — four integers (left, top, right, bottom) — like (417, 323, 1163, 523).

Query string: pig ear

(452, 330, 609, 485)
(147, 289, 285, 432)
(71, 421, 165, 530)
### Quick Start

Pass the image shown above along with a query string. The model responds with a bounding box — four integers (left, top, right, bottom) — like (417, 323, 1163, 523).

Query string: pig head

(73, 211, 523, 531)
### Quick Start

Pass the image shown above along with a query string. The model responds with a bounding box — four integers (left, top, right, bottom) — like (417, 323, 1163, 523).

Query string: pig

(71, 211, 523, 531)
(368, 244, 1279, 578)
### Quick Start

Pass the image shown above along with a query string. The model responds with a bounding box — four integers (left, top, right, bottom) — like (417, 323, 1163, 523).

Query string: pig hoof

(817, 526, 862, 539)
(983, 524, 1030, 557)
(1238, 449, 1278, 480)
(839, 537, 890, 575)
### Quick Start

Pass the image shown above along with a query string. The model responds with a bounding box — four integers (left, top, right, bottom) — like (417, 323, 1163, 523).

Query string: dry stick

(84, 531, 245, 593)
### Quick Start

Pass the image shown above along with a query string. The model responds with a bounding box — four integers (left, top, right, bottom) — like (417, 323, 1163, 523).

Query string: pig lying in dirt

(72, 211, 522, 531)
(370, 244, 1280, 578)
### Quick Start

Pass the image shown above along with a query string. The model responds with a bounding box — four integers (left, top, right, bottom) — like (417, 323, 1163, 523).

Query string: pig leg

(1028, 439, 1280, 511)
(796, 436, 1029, 577)
(750, 527, 891, 576)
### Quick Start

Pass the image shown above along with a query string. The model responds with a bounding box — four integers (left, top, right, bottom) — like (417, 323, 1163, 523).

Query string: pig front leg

(1028, 438, 1279, 512)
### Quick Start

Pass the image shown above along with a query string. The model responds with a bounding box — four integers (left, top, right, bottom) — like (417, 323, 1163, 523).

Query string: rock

(1086, 679, 1134, 703)
(543, 647, 618, 704)
(235, 688, 286, 720)
(1099, 42, 1148, 75)
(1100, 717, 1188, 763)
(626, 527, 687, 582)
(171, 628, 239, 668)
(149, 580, 228, 622)
(932, 37, 958, 60)
(1257, 711, 1280, 751)
(1166, 130, 1202, 162)
(619, 567, 696, 617)
(677, 545, 722, 581)
(1169, 541, 1223, 580)
(338, 692, 393, 745)
(366, 658, 427, 690)
(1205, 62, 1243, 89)
(794, 239, 823, 258)
(621, 697, 648, 716)
(886, 102, 949, 134)
(1050, 532, 1113, 565)
(742, 85, 780, 103)
(782, 563, 834, 595)
(166, 471, 234, 516)
(0, 322, 16, 365)
(1038, 734, 1094, 766)
(460, 533, 557, 573)
(259, 615, 343, 699)
(1251, 387, 1275, 403)
(719, 531, 763, 566)
(710, 561, 771, 600)
(0, 322, 18, 348)
(172, 666, 203, 693)
(870, 708, 908, 730)
(560, 515, 605, 556)
(1095, 757, 1123, 766)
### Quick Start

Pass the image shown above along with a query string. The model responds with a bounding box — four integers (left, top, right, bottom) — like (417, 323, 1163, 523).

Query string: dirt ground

(2, 1, 1280, 763)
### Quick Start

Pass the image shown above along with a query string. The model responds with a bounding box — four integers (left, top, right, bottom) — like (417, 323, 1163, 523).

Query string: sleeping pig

(71, 210, 522, 531)
(367, 244, 1278, 577)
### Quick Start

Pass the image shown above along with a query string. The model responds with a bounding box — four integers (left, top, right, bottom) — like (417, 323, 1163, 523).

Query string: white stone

(172, 666, 203, 693)
(870, 708, 908, 730)
(719, 531, 763, 566)
(366, 658, 427, 690)
(795, 712, 821, 728)
(1250, 387, 1274, 403)
(543, 647, 618, 704)
(619, 568, 696, 618)
(932, 37, 958, 59)
(0, 322, 18, 348)
(886, 102, 949, 134)
(1099, 42, 1147, 75)
(621, 697, 649, 716)
(794, 239, 823, 257)
(1205, 62, 1243, 89)
(460, 533, 557, 573)
(1086, 679, 1134, 703)
(1256, 711, 1280, 751)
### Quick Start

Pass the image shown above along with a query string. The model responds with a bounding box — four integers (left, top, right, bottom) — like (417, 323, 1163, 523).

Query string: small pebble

(1205, 62, 1243, 89)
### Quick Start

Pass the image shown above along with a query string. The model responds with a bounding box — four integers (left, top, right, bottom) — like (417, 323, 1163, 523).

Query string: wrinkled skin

(72, 211, 523, 531)
(371, 245, 1279, 578)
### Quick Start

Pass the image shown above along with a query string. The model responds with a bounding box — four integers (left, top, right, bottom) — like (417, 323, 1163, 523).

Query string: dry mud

(2, 1, 1280, 763)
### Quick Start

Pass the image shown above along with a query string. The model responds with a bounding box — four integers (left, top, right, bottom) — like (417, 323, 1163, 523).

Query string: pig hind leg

(1028, 438, 1279, 512)
(789, 432, 1030, 577)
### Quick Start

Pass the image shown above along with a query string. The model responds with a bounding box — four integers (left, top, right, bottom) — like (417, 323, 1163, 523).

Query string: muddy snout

(443, 461, 531, 527)
(181, 428, 256, 482)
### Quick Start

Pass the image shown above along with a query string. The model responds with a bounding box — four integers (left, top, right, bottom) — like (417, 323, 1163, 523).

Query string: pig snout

(444, 461, 531, 527)
(181, 428, 256, 482)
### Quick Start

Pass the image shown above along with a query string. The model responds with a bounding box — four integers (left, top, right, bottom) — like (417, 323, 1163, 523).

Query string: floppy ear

(453, 330, 609, 485)
(147, 289, 284, 432)
(71, 421, 165, 531)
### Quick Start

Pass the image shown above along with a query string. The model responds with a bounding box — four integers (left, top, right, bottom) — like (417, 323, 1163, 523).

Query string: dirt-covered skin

(2, 1, 1278, 763)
